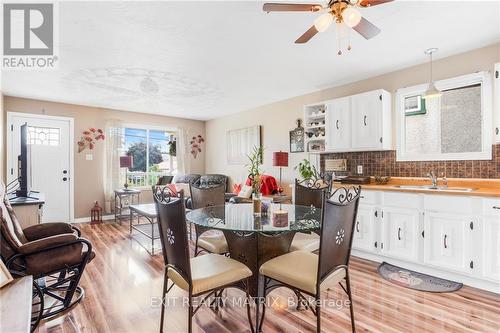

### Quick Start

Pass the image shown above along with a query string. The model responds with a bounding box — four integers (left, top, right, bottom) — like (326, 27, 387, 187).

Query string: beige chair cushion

(290, 232, 320, 252)
(168, 254, 252, 295)
(259, 251, 346, 295)
(198, 233, 228, 254)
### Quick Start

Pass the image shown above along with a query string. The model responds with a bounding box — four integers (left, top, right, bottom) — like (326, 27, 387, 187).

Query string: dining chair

(189, 183, 229, 256)
(290, 178, 330, 252)
(259, 186, 361, 333)
(153, 187, 255, 333)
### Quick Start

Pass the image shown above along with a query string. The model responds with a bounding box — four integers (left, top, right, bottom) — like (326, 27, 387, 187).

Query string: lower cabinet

(352, 191, 498, 293)
(381, 208, 421, 262)
(423, 212, 474, 274)
(483, 217, 500, 281)
(352, 204, 378, 252)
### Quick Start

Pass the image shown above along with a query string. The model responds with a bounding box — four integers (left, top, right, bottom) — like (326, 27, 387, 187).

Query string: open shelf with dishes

(304, 103, 326, 152)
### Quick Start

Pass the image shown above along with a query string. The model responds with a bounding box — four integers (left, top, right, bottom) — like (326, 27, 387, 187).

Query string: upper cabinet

(325, 89, 392, 152)
(351, 90, 392, 150)
(325, 97, 351, 151)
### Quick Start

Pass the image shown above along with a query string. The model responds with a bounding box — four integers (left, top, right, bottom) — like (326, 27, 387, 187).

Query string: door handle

(336, 120, 340, 130)
(397, 227, 402, 240)
(356, 221, 360, 233)
(443, 234, 448, 249)
(363, 115, 367, 126)
(62, 177, 68, 182)
(493, 206, 500, 210)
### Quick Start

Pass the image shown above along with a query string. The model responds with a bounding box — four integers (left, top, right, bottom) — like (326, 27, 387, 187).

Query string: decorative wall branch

(190, 135, 204, 159)
(77, 128, 105, 153)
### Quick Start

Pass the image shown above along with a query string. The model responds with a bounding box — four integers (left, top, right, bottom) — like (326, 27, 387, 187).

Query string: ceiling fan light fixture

(314, 13, 333, 32)
(342, 7, 362, 28)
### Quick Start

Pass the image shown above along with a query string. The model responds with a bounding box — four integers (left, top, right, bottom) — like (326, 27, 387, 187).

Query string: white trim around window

(396, 71, 493, 162)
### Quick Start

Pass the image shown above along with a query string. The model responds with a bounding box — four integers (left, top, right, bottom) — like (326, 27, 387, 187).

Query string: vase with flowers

(246, 146, 264, 216)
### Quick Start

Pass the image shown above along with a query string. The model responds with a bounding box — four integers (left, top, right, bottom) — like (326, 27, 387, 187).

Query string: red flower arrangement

(78, 128, 105, 153)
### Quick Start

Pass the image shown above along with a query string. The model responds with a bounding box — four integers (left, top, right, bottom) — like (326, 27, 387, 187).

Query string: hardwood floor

(36, 222, 500, 333)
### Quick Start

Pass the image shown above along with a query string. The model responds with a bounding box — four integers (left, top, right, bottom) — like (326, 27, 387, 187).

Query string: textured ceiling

(1, 1, 500, 120)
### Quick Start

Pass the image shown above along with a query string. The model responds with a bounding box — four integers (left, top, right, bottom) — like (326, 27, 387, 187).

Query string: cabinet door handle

(363, 115, 367, 126)
(443, 234, 448, 249)
(336, 119, 340, 130)
(493, 206, 500, 210)
(356, 221, 360, 233)
(397, 227, 402, 241)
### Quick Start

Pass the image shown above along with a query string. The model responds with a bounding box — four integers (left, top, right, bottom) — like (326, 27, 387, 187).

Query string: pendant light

(423, 48, 442, 99)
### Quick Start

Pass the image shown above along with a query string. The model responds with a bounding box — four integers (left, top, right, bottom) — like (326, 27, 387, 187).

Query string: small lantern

(91, 201, 103, 224)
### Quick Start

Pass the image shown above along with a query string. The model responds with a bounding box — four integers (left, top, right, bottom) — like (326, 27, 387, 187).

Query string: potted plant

(246, 146, 264, 215)
(295, 159, 320, 181)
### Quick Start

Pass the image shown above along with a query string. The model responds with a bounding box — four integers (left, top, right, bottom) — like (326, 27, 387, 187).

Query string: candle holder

(272, 210, 288, 228)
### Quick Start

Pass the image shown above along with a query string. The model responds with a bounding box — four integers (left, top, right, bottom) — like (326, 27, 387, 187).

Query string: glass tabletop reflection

(185, 203, 321, 233)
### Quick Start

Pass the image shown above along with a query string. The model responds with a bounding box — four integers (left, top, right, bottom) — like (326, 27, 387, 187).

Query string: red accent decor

(91, 201, 103, 224)
(166, 184, 178, 196)
(272, 151, 289, 167)
(120, 156, 133, 168)
(233, 183, 242, 194)
(245, 175, 278, 196)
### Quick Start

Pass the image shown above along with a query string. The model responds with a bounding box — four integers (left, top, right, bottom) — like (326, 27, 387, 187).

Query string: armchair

(0, 182, 94, 320)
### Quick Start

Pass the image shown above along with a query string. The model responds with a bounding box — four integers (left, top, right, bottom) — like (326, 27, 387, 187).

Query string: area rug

(377, 262, 463, 292)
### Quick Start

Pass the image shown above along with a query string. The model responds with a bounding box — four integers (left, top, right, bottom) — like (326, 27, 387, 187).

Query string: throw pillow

(166, 184, 178, 196)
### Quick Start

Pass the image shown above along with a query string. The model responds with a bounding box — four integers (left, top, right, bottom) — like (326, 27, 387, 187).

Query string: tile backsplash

(320, 144, 500, 179)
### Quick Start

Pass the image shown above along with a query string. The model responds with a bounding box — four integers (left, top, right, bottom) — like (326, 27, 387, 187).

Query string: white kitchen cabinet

(351, 89, 392, 151)
(424, 212, 474, 274)
(381, 208, 421, 262)
(325, 97, 351, 151)
(494, 63, 500, 143)
(353, 204, 378, 252)
(483, 217, 500, 281)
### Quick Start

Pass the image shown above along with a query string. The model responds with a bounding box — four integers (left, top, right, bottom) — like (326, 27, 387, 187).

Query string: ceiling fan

(263, 0, 393, 45)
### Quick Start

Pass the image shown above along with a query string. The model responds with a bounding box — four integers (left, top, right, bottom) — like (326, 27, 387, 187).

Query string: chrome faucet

(427, 170, 438, 188)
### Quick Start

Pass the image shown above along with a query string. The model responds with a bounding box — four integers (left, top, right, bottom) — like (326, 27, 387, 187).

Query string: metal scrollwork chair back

(153, 187, 191, 283)
(294, 178, 331, 209)
(188, 182, 228, 256)
(318, 186, 361, 282)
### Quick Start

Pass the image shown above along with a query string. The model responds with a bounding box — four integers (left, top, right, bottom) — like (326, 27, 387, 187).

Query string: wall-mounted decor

(77, 128, 105, 153)
(289, 119, 305, 153)
(404, 95, 427, 116)
(190, 135, 204, 159)
(227, 125, 261, 165)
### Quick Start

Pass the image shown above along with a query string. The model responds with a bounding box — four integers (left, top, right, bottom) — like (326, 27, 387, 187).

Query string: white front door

(7, 113, 74, 223)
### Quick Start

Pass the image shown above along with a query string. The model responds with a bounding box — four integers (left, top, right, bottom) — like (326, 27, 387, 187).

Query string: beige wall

(3, 97, 205, 219)
(206, 43, 500, 193)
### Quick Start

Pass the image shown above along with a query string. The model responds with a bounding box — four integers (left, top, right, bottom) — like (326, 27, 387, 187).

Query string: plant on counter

(295, 159, 320, 181)
(246, 146, 264, 195)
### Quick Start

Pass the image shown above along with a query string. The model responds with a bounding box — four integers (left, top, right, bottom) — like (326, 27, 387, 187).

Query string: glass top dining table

(185, 203, 321, 233)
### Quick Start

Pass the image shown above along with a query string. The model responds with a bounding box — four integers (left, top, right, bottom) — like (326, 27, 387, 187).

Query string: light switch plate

(86, 154, 93, 161)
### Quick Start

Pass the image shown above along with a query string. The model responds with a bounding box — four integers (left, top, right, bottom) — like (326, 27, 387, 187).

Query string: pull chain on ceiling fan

(263, 0, 394, 54)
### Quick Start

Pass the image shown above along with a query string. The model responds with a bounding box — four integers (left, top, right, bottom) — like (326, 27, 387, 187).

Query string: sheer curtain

(103, 120, 123, 213)
(176, 127, 189, 175)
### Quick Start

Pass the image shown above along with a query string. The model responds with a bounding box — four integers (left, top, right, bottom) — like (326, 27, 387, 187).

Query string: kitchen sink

(391, 185, 475, 192)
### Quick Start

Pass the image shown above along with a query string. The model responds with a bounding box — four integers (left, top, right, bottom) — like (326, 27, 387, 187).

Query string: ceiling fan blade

(295, 26, 319, 44)
(352, 17, 381, 40)
(359, 0, 394, 7)
(263, 3, 322, 12)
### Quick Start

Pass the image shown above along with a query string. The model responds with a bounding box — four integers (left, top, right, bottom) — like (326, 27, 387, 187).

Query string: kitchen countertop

(333, 177, 500, 198)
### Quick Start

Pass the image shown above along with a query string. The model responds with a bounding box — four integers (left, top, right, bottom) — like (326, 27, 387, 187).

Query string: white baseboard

(73, 214, 115, 224)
